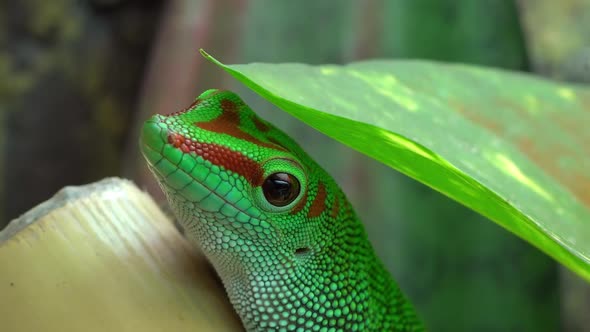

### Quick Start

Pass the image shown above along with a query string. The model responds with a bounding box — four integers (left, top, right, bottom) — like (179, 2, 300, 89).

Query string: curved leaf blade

(201, 50, 590, 281)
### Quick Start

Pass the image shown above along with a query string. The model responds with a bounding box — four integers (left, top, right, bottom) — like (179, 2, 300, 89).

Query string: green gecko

(140, 89, 423, 332)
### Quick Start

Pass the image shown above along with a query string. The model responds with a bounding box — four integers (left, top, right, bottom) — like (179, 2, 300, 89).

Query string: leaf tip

(199, 49, 223, 67)
(199, 48, 210, 58)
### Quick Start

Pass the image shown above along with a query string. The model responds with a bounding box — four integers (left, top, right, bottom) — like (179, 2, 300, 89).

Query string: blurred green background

(1, 0, 589, 330)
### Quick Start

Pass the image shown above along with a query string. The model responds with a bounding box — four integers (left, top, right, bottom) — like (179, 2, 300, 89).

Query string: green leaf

(200, 50, 590, 282)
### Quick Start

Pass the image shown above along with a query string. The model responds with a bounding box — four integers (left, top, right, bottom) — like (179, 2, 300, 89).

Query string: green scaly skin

(140, 89, 423, 332)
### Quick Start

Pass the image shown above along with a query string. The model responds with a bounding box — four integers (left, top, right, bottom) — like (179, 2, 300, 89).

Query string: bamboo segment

(0, 178, 242, 332)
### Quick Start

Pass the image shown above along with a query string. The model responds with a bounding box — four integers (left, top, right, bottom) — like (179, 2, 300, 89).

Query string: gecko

(140, 89, 424, 331)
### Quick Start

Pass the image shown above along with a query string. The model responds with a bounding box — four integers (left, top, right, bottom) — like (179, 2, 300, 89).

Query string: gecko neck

(204, 210, 413, 331)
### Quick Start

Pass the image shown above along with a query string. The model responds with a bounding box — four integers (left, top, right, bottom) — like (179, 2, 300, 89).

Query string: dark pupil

(262, 173, 300, 207)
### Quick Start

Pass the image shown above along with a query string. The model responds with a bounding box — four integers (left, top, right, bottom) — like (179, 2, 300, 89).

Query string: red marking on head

(308, 181, 327, 218)
(195, 99, 286, 151)
(167, 132, 264, 186)
(330, 195, 340, 218)
(290, 189, 308, 215)
(252, 116, 270, 132)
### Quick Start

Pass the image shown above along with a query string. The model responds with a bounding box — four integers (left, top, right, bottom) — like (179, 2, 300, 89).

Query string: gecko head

(140, 89, 342, 276)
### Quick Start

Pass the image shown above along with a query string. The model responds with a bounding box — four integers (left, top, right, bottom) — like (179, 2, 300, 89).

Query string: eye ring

(262, 173, 301, 207)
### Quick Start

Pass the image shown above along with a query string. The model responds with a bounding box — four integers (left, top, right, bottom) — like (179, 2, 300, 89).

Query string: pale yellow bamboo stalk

(0, 178, 242, 332)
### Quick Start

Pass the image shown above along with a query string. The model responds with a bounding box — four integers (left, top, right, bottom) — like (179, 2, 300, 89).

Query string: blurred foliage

(0, 0, 163, 224)
(518, 0, 590, 82)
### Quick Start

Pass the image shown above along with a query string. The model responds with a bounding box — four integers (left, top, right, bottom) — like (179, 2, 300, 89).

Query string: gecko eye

(262, 173, 300, 207)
